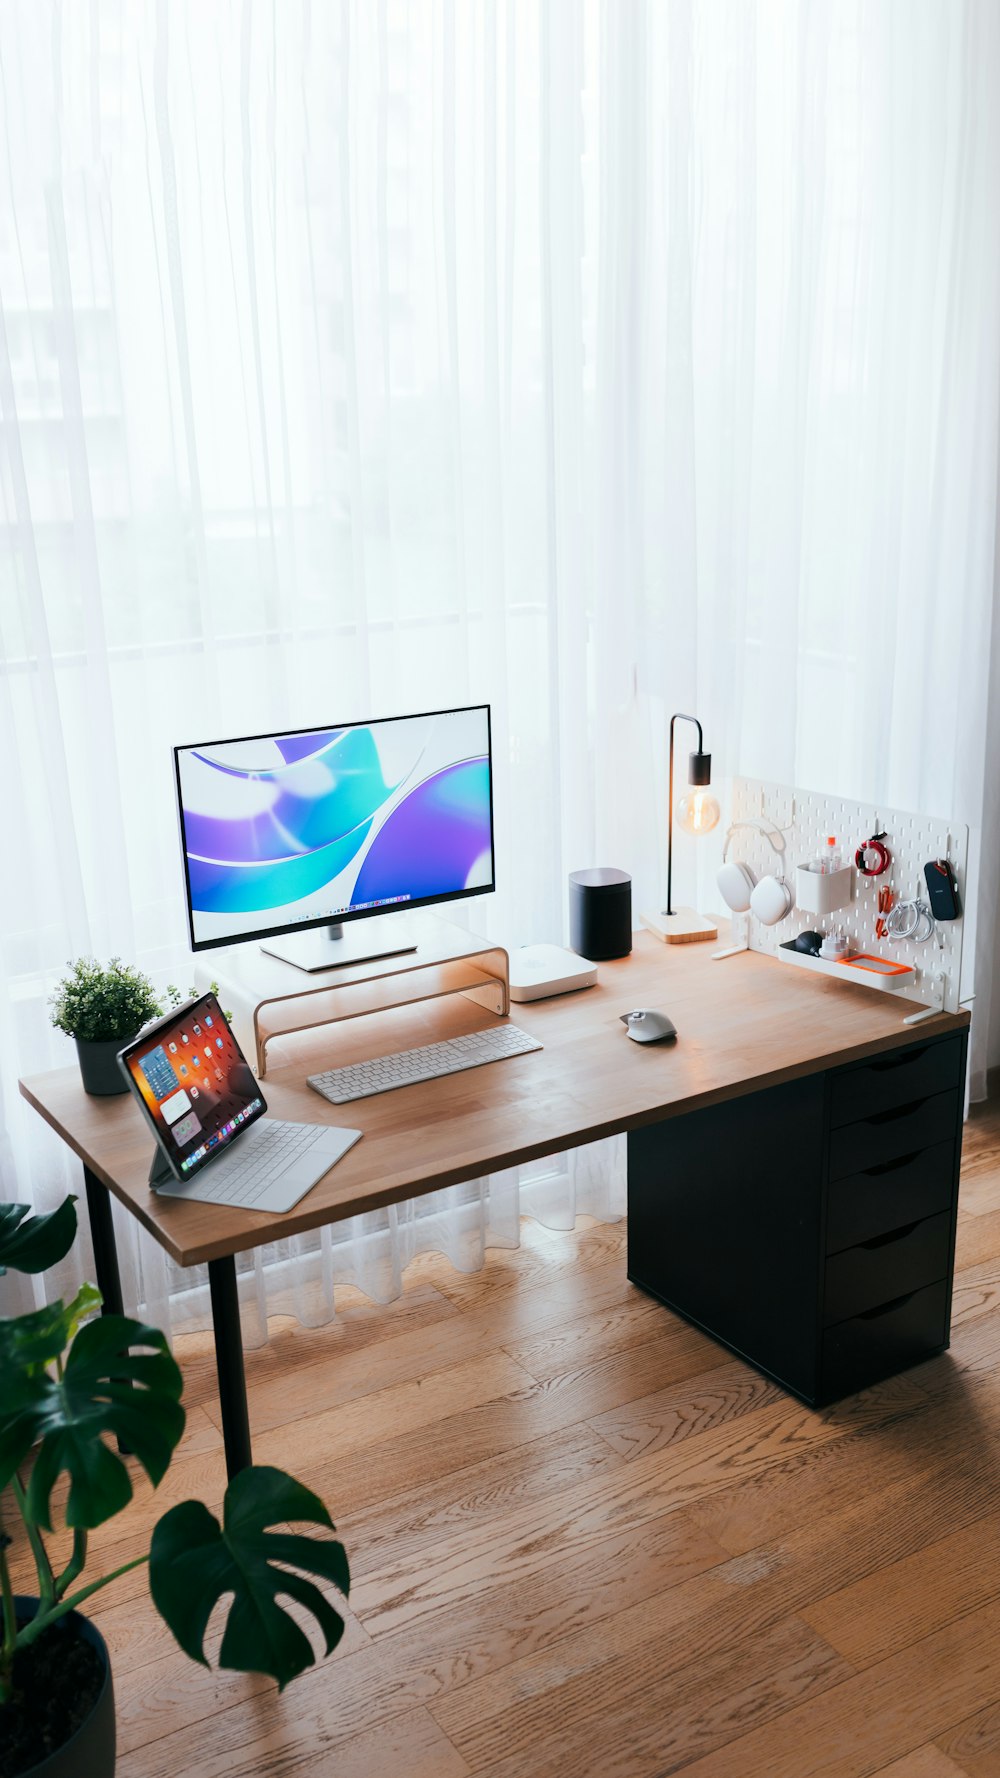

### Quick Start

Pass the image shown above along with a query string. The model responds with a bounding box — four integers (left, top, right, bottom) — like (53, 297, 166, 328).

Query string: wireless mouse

(620, 1009, 677, 1044)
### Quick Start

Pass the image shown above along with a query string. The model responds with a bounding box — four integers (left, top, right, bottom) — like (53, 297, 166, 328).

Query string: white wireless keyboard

(308, 1023, 543, 1104)
(153, 1119, 363, 1214)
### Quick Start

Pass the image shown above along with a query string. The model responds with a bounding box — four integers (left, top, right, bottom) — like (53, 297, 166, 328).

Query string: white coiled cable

(884, 898, 935, 943)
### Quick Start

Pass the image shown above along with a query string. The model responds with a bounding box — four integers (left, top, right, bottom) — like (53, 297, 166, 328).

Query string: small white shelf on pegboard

(777, 943, 915, 994)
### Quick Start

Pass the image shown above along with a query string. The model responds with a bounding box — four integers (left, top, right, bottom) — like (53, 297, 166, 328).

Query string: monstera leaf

(149, 1467, 350, 1689)
(0, 1314, 185, 1529)
(0, 1197, 77, 1275)
(0, 1285, 102, 1375)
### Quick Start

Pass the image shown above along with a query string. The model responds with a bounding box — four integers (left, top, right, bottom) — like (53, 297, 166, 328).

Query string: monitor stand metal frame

(196, 915, 511, 1076)
(260, 915, 418, 975)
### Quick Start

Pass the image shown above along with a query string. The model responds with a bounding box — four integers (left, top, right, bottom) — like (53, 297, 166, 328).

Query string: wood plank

(423, 1217, 627, 1311)
(951, 1101, 1000, 1215)
(459, 1614, 851, 1778)
(417, 1445, 954, 1770)
(291, 1319, 718, 1520)
(802, 1512, 1000, 1669)
(935, 1702, 1000, 1777)
(223, 1250, 671, 1436)
(117, 1509, 726, 1765)
(319, 1383, 953, 1756)
(872, 1750, 972, 1778)
(587, 1356, 784, 1459)
(125, 1702, 469, 1778)
(112, 1597, 371, 1757)
(343, 1422, 625, 1582)
(954, 1207, 1000, 1271)
(664, 1596, 1000, 1778)
(350, 1378, 927, 1638)
(689, 1392, 993, 1560)
(362, 1505, 729, 1704)
(242, 1350, 534, 1469)
(498, 1293, 665, 1380)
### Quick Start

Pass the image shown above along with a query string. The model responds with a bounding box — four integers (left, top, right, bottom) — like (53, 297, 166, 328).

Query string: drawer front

(827, 1140, 956, 1253)
(822, 1279, 948, 1401)
(830, 1036, 963, 1127)
(829, 1089, 959, 1180)
(823, 1210, 952, 1325)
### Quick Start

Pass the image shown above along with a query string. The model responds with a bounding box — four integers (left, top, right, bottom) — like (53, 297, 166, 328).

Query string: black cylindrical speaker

(568, 868, 632, 961)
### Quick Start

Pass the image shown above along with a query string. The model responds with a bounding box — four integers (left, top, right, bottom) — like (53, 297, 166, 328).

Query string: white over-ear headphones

(717, 859, 756, 912)
(717, 822, 793, 926)
(749, 873, 793, 925)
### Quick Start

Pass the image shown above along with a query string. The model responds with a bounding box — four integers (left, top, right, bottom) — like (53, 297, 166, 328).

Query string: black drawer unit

(829, 1038, 964, 1126)
(627, 1028, 967, 1408)
(827, 1140, 955, 1252)
(822, 1280, 950, 1401)
(823, 1210, 952, 1325)
(829, 1090, 959, 1180)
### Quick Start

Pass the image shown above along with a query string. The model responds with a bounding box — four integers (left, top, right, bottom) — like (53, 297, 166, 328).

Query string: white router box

(508, 943, 598, 1003)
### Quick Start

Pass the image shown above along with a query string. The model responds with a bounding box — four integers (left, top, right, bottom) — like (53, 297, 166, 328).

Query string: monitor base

(260, 916, 419, 975)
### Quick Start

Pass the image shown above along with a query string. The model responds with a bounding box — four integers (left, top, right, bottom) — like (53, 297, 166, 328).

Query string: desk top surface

(20, 935, 969, 1267)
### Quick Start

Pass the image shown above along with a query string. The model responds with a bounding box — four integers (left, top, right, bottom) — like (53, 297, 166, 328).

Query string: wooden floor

(10, 1094, 1000, 1777)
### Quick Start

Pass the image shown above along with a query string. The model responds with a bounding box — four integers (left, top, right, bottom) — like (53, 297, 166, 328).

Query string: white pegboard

(720, 778, 968, 1017)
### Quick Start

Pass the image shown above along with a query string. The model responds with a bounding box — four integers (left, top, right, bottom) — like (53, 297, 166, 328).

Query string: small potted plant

(48, 959, 164, 1096)
(0, 1196, 349, 1777)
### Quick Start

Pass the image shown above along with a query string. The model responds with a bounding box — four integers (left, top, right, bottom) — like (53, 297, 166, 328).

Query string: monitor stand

(259, 916, 419, 975)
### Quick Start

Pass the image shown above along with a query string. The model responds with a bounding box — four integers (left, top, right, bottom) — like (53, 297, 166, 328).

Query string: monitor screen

(174, 704, 495, 951)
(119, 992, 265, 1180)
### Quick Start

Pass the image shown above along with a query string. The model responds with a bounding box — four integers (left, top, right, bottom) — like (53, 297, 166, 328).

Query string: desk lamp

(641, 712, 720, 944)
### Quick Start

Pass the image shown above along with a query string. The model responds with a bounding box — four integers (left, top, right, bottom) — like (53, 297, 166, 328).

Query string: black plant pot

(9, 1599, 115, 1778)
(75, 1037, 133, 1096)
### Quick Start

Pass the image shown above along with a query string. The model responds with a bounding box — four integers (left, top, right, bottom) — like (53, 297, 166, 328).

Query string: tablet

(118, 992, 266, 1183)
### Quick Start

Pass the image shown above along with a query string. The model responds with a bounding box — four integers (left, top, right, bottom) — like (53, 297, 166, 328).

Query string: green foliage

(0, 1287, 102, 1377)
(49, 957, 163, 1043)
(1, 1316, 185, 1530)
(164, 980, 232, 1022)
(0, 1205, 349, 1712)
(150, 1468, 349, 1689)
(0, 1197, 77, 1276)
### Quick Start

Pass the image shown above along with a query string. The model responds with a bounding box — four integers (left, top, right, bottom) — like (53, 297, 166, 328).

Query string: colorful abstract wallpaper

(175, 707, 494, 946)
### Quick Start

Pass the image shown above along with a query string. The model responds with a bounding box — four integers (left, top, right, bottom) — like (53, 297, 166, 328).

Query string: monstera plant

(0, 1196, 349, 1778)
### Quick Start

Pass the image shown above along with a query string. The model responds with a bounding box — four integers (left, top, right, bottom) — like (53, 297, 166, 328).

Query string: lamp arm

(666, 713, 705, 918)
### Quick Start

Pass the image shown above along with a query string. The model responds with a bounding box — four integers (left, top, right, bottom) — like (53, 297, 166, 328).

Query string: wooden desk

(20, 937, 969, 1476)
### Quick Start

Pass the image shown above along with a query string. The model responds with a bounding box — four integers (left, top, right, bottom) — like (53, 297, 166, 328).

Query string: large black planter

(10, 1599, 115, 1778)
(75, 1037, 132, 1096)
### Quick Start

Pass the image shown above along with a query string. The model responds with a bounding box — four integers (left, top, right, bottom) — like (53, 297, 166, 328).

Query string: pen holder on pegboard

(794, 863, 854, 917)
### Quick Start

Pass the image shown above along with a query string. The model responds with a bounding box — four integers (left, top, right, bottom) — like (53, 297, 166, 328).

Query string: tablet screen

(120, 992, 265, 1179)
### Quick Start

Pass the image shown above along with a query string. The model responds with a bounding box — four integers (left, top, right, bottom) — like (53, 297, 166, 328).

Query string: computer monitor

(173, 704, 495, 972)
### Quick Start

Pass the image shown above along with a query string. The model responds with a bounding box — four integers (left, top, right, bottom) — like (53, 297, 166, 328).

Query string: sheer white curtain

(2, 1, 998, 1341)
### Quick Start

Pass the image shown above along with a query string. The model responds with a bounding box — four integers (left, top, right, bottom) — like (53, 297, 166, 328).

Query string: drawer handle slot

(866, 1098, 927, 1127)
(859, 1221, 920, 1251)
(858, 1292, 916, 1320)
(862, 1150, 922, 1178)
(869, 1047, 928, 1073)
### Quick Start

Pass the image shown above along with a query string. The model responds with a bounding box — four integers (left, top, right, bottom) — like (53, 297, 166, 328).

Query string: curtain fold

(2, 1, 999, 1343)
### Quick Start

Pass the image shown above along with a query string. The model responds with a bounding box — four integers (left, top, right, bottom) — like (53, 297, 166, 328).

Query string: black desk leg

(83, 1166, 131, 1454)
(83, 1165, 125, 1316)
(208, 1257, 252, 1479)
